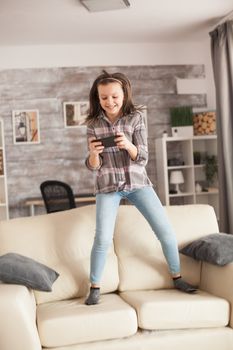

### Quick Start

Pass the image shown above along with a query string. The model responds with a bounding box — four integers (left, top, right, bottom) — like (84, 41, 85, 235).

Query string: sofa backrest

(0, 204, 219, 302)
(114, 204, 219, 292)
(0, 205, 119, 304)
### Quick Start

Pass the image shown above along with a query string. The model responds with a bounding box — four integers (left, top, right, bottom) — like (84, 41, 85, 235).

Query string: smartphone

(91, 135, 116, 148)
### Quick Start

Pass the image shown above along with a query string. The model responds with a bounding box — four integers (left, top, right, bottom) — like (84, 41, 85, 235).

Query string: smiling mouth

(107, 106, 117, 109)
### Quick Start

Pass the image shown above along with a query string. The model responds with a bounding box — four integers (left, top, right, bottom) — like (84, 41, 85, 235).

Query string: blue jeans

(90, 187, 180, 284)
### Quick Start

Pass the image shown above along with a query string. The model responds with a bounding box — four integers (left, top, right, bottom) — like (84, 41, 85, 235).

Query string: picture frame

(12, 109, 40, 144)
(63, 101, 89, 128)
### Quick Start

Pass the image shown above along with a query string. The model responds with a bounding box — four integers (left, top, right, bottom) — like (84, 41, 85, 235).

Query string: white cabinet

(0, 119, 9, 220)
(155, 135, 219, 218)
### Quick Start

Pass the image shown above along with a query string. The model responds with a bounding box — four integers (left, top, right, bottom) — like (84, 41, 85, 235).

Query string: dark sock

(85, 287, 100, 305)
(173, 276, 197, 293)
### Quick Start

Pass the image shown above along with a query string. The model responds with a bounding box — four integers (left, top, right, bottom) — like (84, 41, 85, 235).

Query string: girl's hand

(88, 137, 104, 155)
(115, 132, 138, 160)
(114, 132, 132, 151)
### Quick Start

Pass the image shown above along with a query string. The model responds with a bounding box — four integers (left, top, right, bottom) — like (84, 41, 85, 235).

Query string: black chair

(40, 180, 76, 214)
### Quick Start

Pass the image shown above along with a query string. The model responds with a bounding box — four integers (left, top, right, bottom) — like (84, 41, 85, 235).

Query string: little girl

(85, 70, 196, 305)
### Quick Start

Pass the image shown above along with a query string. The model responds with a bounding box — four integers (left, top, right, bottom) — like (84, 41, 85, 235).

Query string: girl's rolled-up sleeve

(85, 125, 103, 171)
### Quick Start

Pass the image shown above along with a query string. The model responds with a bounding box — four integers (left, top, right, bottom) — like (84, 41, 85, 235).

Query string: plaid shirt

(85, 111, 152, 193)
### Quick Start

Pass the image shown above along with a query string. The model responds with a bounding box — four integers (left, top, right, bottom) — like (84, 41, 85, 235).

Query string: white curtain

(209, 21, 233, 234)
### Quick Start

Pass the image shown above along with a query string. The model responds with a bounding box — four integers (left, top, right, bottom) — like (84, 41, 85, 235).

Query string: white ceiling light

(80, 0, 130, 12)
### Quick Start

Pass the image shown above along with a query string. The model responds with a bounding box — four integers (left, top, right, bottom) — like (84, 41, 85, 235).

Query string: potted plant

(193, 151, 201, 165)
(203, 155, 218, 188)
(170, 106, 193, 137)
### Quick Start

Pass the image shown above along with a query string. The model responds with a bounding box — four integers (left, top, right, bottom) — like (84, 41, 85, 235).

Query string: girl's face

(97, 82, 124, 120)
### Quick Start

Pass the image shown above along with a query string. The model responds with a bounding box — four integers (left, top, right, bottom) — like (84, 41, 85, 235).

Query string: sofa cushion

(37, 293, 137, 347)
(0, 252, 59, 291)
(36, 327, 233, 350)
(180, 233, 233, 266)
(120, 289, 229, 330)
(0, 205, 119, 304)
(114, 205, 218, 292)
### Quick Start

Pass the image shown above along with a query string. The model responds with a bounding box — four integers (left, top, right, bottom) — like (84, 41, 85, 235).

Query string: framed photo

(63, 101, 89, 128)
(12, 109, 40, 144)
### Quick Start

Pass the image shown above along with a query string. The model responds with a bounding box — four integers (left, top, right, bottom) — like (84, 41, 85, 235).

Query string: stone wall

(0, 65, 206, 218)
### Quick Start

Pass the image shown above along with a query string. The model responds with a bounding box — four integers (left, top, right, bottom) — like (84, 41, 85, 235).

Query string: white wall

(0, 41, 216, 109)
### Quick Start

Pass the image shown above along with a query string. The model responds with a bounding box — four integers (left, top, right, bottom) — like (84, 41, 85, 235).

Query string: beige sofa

(0, 204, 233, 350)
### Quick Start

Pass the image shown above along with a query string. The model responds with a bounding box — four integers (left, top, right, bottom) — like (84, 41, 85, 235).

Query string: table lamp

(170, 170, 184, 193)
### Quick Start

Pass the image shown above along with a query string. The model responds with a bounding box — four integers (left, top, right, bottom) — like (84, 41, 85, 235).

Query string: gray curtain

(209, 21, 233, 234)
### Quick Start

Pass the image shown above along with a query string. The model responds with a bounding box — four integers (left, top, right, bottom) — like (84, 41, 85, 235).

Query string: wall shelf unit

(155, 135, 219, 218)
(0, 118, 9, 220)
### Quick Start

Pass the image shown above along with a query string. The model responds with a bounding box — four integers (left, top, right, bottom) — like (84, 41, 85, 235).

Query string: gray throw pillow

(0, 252, 59, 291)
(180, 233, 233, 266)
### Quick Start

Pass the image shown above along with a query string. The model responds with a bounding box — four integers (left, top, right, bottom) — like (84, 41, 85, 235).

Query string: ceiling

(0, 0, 233, 46)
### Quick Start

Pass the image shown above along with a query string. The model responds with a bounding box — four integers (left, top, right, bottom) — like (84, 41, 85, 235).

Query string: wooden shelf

(0, 119, 8, 220)
(169, 192, 194, 197)
(155, 135, 219, 218)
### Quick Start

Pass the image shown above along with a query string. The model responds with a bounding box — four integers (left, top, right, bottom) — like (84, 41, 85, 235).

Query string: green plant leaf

(170, 106, 193, 126)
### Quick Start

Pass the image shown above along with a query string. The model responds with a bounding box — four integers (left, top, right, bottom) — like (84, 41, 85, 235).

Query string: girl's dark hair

(86, 70, 138, 123)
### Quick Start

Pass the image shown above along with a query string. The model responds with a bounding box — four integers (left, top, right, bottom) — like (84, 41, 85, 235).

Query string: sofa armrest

(0, 284, 41, 350)
(200, 262, 233, 328)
